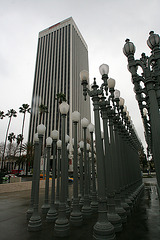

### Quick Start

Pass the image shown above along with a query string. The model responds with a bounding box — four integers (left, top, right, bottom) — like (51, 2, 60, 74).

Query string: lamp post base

(26, 207, 33, 220)
(70, 211, 83, 226)
(46, 206, 58, 222)
(81, 205, 92, 218)
(107, 213, 122, 232)
(115, 206, 127, 223)
(54, 218, 70, 237)
(93, 220, 115, 240)
(28, 214, 42, 232)
(41, 203, 50, 214)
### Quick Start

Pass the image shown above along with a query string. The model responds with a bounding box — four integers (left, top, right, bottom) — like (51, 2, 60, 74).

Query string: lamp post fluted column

(26, 133, 39, 220)
(88, 123, 98, 212)
(79, 141, 84, 207)
(41, 137, 52, 214)
(55, 140, 62, 209)
(70, 111, 83, 226)
(28, 124, 46, 231)
(81, 117, 92, 217)
(54, 102, 70, 237)
(80, 70, 115, 240)
(46, 130, 59, 222)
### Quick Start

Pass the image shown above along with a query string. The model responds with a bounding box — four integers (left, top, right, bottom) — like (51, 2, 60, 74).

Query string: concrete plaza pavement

(0, 177, 160, 240)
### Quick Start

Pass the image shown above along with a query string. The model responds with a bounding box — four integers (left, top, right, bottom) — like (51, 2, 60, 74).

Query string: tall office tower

(28, 17, 91, 143)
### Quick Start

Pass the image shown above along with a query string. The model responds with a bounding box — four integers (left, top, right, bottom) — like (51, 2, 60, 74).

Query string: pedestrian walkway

(0, 178, 159, 240)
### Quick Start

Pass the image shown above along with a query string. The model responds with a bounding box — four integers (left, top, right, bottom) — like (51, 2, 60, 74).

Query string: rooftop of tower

(39, 17, 88, 50)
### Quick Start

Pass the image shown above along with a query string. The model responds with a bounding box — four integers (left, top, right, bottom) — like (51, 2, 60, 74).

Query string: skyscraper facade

(28, 17, 91, 143)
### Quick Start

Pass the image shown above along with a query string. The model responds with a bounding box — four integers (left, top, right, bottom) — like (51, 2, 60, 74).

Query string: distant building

(28, 17, 91, 143)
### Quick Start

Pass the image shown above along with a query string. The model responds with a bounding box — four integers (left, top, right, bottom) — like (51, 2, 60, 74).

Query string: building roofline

(38, 17, 88, 50)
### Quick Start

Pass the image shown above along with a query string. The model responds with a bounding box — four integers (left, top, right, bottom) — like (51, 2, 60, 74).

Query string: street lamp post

(55, 139, 62, 209)
(123, 32, 160, 196)
(80, 71, 115, 240)
(79, 140, 84, 207)
(81, 117, 92, 217)
(70, 111, 83, 226)
(41, 137, 52, 214)
(26, 133, 39, 220)
(28, 124, 46, 231)
(98, 67, 122, 232)
(54, 101, 70, 237)
(46, 130, 58, 222)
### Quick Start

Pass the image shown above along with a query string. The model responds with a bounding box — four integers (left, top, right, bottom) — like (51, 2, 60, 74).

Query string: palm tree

(8, 132, 16, 156)
(19, 104, 31, 141)
(39, 104, 48, 123)
(14, 134, 23, 156)
(21, 142, 34, 176)
(0, 111, 5, 119)
(2, 109, 17, 169)
(55, 92, 67, 103)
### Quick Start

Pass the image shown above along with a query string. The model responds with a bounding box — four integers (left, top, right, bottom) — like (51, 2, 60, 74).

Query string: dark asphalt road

(0, 178, 160, 240)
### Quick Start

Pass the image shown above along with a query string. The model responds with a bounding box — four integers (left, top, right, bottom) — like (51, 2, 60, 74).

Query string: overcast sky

(0, 0, 160, 151)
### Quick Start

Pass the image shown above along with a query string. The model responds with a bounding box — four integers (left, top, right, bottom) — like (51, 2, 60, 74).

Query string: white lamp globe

(65, 134, 70, 143)
(67, 143, 70, 151)
(78, 148, 81, 154)
(37, 124, 46, 135)
(143, 108, 147, 116)
(114, 89, 120, 99)
(51, 130, 59, 140)
(87, 143, 90, 151)
(59, 101, 69, 114)
(79, 141, 84, 149)
(88, 123, 95, 133)
(72, 111, 80, 122)
(107, 78, 115, 89)
(80, 70, 89, 82)
(99, 64, 109, 76)
(34, 133, 39, 143)
(57, 140, 62, 149)
(119, 97, 125, 106)
(81, 117, 89, 128)
(46, 137, 52, 146)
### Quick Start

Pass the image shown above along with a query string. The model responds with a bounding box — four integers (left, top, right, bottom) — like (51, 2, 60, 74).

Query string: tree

(55, 92, 67, 104)
(39, 104, 48, 123)
(2, 109, 17, 169)
(0, 111, 5, 119)
(19, 104, 31, 141)
(14, 134, 23, 156)
(8, 132, 16, 156)
(21, 142, 34, 176)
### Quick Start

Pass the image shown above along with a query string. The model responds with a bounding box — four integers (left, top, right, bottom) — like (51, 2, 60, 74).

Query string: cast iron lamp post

(54, 101, 70, 237)
(81, 117, 92, 217)
(80, 70, 115, 240)
(70, 111, 83, 226)
(88, 123, 98, 212)
(28, 124, 46, 231)
(41, 137, 52, 214)
(55, 139, 62, 209)
(26, 133, 39, 220)
(99, 69, 122, 232)
(109, 89, 127, 224)
(46, 130, 58, 222)
(123, 32, 160, 196)
(79, 140, 84, 207)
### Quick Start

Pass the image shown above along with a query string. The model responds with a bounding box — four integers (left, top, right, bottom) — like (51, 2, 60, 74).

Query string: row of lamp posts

(26, 64, 144, 239)
(123, 31, 160, 196)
